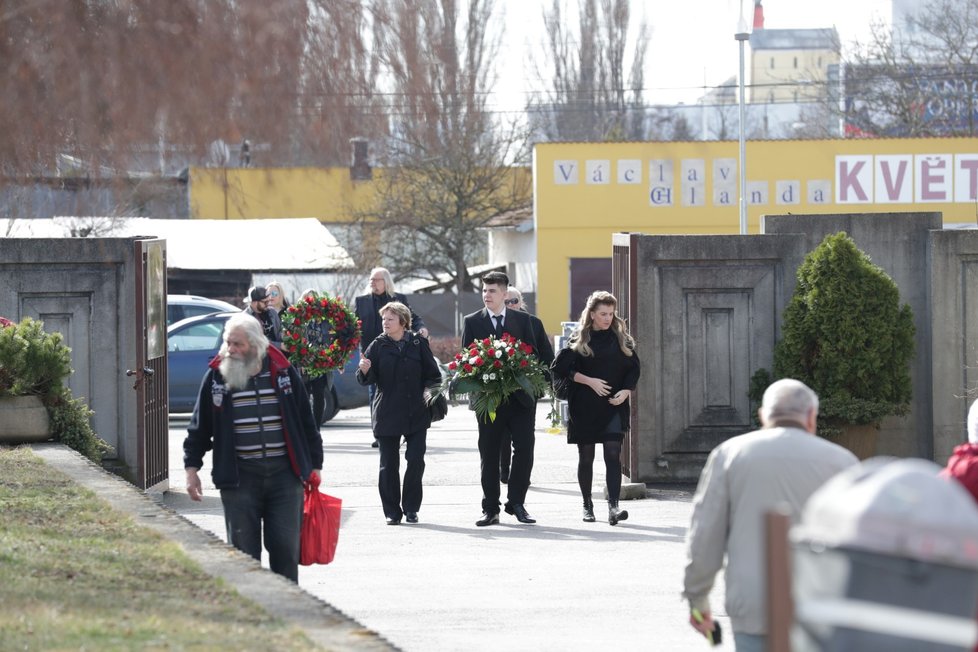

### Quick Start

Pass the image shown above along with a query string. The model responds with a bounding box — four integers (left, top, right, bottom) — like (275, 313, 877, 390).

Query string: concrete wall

(627, 233, 805, 482)
(929, 230, 978, 461)
(763, 213, 941, 458)
(625, 212, 972, 482)
(0, 237, 141, 479)
(0, 179, 188, 220)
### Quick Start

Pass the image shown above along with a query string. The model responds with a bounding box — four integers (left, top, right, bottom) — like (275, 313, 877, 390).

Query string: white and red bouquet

(443, 332, 550, 422)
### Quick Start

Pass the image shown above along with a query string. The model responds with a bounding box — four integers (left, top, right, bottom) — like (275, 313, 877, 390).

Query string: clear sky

(494, 0, 893, 111)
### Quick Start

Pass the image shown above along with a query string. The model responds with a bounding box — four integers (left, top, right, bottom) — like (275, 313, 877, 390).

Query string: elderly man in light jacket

(682, 379, 858, 651)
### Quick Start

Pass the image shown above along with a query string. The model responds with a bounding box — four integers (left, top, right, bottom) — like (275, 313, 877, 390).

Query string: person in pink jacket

(942, 399, 978, 503)
(941, 398, 978, 652)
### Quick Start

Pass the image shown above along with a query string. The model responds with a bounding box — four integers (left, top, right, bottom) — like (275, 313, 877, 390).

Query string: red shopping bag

(300, 475, 342, 565)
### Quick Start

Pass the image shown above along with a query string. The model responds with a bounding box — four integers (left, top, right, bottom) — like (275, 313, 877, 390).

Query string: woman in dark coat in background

(295, 288, 334, 427)
(552, 291, 640, 525)
(356, 301, 441, 525)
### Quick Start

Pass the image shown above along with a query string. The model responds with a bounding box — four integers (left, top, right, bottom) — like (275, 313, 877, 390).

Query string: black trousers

(499, 430, 512, 475)
(477, 399, 535, 513)
(220, 456, 303, 582)
(377, 429, 427, 519)
(305, 373, 332, 426)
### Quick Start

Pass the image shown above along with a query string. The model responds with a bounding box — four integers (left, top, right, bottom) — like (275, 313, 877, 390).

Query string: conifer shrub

(0, 317, 112, 462)
(756, 232, 915, 437)
(0, 318, 72, 398)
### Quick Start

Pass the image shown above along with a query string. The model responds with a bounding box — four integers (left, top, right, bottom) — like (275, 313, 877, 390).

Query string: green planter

(0, 395, 51, 443)
(1, 317, 109, 461)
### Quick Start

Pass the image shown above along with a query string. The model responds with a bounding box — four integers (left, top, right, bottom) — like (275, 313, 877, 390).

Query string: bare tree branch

(355, 0, 529, 330)
(529, 0, 650, 141)
(841, 0, 978, 137)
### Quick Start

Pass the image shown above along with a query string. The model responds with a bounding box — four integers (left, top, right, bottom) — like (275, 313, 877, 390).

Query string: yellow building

(749, 27, 840, 104)
(188, 165, 532, 225)
(188, 167, 374, 222)
(187, 140, 978, 337)
(534, 138, 978, 334)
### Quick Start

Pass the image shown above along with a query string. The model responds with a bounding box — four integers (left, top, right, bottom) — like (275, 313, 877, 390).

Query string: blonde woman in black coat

(356, 302, 441, 525)
(552, 291, 640, 525)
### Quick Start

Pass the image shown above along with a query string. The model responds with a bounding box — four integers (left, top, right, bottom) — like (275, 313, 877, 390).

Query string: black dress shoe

(504, 503, 536, 524)
(405, 512, 419, 524)
(475, 512, 499, 527)
(386, 516, 401, 525)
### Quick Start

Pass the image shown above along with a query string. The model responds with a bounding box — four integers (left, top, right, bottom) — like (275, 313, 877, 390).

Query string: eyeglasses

(268, 290, 280, 297)
(504, 299, 520, 306)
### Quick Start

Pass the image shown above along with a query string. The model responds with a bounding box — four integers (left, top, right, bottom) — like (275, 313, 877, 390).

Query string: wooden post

(766, 509, 793, 652)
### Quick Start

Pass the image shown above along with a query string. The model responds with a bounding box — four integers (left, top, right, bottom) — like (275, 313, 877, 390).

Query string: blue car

(166, 311, 368, 422)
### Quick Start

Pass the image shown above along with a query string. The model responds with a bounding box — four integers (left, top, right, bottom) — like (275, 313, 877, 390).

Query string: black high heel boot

(582, 498, 596, 522)
(608, 500, 629, 526)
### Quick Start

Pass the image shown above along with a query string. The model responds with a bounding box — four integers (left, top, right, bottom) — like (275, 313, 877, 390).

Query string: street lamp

(735, 2, 750, 235)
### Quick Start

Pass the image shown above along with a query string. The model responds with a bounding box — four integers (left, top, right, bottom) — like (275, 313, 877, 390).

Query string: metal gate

(131, 238, 169, 490)
(612, 233, 638, 478)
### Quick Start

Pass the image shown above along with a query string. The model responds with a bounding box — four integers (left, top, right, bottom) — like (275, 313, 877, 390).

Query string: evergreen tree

(772, 232, 915, 433)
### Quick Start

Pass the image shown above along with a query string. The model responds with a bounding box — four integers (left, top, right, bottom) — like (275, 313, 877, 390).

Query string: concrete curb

(602, 480, 649, 500)
(30, 443, 397, 652)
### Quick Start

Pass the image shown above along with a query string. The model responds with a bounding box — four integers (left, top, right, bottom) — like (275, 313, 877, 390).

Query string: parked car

(166, 294, 239, 327)
(166, 311, 368, 422)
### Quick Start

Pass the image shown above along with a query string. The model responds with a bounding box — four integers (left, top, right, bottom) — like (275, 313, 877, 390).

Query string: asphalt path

(167, 404, 732, 651)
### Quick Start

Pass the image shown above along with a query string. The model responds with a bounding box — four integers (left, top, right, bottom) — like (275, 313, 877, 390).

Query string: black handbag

(426, 389, 449, 422)
(552, 374, 572, 401)
(551, 348, 575, 400)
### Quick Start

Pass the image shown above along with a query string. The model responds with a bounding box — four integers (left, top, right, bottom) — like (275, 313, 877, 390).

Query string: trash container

(791, 457, 978, 652)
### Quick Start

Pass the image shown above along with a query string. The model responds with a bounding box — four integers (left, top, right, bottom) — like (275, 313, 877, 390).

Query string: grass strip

(0, 446, 314, 651)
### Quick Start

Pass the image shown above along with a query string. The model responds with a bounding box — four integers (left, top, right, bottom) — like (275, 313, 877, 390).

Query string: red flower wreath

(282, 291, 361, 378)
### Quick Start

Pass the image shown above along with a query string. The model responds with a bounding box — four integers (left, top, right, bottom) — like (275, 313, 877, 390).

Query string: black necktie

(493, 314, 503, 337)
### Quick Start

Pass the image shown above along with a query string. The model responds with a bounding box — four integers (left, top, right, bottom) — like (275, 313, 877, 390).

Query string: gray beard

(219, 353, 261, 391)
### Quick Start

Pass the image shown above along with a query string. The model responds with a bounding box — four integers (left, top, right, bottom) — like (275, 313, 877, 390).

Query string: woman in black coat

(356, 301, 441, 525)
(552, 291, 640, 525)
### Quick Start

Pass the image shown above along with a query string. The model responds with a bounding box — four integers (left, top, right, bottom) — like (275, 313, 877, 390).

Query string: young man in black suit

(461, 271, 554, 526)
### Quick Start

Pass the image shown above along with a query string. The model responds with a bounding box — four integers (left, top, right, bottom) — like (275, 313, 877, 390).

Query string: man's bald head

(759, 379, 819, 433)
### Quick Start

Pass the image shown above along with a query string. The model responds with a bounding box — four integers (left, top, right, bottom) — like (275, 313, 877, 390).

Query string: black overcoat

(356, 332, 441, 438)
(354, 292, 425, 352)
(551, 329, 640, 444)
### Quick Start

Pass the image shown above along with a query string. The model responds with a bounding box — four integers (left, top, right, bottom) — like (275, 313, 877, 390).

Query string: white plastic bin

(791, 458, 978, 651)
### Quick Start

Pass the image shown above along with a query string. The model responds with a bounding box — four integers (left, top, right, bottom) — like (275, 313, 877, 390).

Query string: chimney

(349, 137, 372, 181)
(753, 0, 764, 30)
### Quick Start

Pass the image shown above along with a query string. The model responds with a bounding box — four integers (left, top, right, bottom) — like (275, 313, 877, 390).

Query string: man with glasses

(243, 286, 283, 346)
(499, 286, 552, 484)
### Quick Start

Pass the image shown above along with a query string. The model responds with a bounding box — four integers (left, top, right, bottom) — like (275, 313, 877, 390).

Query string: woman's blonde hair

(568, 291, 635, 357)
(379, 301, 412, 330)
(265, 281, 287, 307)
